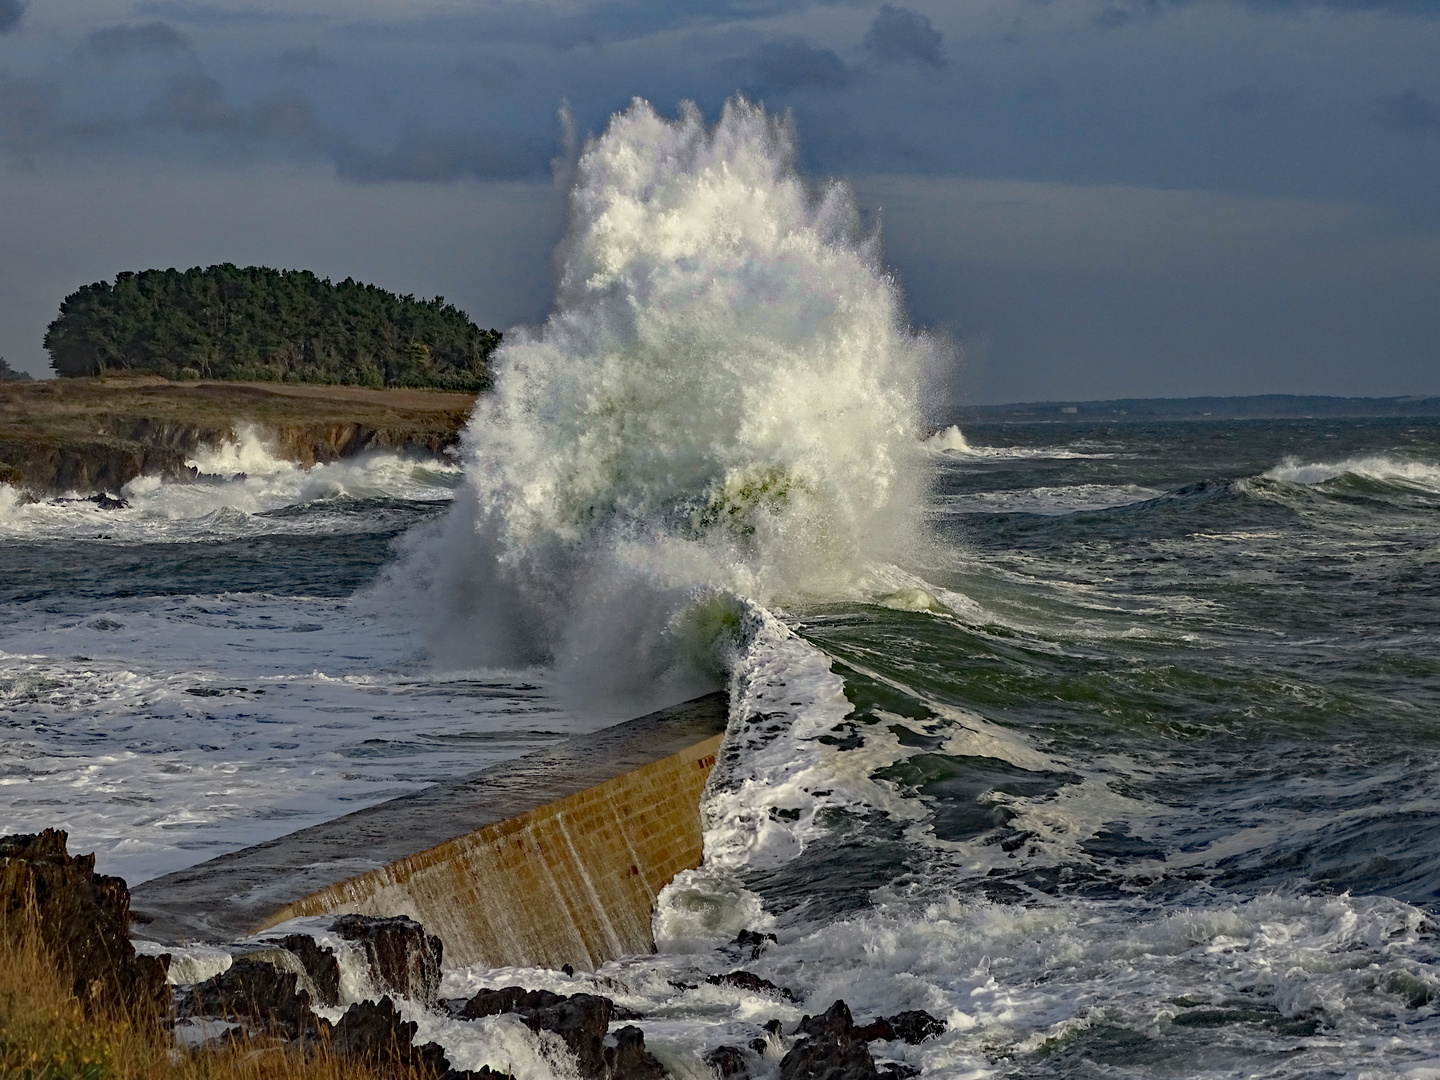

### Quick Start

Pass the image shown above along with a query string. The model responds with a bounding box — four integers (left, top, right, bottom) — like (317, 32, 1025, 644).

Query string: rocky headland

(0, 375, 478, 495)
(2, 830, 944, 1080)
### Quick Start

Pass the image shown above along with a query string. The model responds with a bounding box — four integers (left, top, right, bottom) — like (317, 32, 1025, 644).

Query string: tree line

(43, 264, 501, 390)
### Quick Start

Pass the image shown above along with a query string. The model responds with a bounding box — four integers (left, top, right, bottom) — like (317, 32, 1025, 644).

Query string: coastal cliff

(0, 375, 478, 495)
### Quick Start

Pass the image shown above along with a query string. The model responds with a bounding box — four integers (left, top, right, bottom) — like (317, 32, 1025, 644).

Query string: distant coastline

(0, 375, 476, 496)
(952, 393, 1440, 423)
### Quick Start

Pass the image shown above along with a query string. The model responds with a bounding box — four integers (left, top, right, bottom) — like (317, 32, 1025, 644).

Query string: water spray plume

(376, 96, 936, 708)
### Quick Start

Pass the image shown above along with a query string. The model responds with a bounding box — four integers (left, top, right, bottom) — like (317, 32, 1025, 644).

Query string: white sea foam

(0, 426, 461, 544)
(1265, 454, 1440, 490)
(372, 97, 934, 711)
(924, 426, 1115, 460)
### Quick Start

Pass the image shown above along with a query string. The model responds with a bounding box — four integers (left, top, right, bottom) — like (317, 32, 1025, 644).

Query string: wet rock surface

(0, 829, 170, 1020)
(853, 1009, 945, 1045)
(705, 1043, 752, 1077)
(706, 970, 799, 1001)
(270, 932, 342, 1007)
(460, 985, 669, 1079)
(330, 995, 450, 1075)
(181, 957, 319, 1040)
(779, 1000, 929, 1080)
(605, 1024, 667, 1080)
(332, 913, 443, 1004)
(733, 929, 778, 960)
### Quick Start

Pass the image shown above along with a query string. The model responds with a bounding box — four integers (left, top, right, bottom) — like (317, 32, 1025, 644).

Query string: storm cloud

(0, 0, 1436, 400)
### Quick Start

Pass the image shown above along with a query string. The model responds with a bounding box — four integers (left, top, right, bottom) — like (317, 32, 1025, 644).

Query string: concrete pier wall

(264, 736, 720, 971)
(132, 693, 728, 973)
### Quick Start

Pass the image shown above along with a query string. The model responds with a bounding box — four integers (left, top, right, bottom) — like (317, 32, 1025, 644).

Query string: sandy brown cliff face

(0, 376, 478, 494)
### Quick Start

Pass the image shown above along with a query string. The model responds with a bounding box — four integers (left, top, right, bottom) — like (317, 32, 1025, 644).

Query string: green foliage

(43, 265, 501, 389)
(0, 357, 33, 382)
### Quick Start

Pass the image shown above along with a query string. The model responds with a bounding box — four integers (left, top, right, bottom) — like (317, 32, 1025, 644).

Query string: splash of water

(377, 97, 936, 707)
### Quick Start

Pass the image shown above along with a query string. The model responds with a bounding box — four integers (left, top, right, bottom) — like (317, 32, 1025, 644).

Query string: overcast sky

(2, 0, 1436, 402)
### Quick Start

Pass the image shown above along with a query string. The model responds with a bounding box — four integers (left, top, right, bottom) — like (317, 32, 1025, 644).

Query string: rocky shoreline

(0, 376, 478, 495)
(3, 830, 943, 1080)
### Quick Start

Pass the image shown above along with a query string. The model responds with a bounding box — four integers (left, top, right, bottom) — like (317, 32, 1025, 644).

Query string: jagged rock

(605, 1024, 667, 1080)
(0, 829, 170, 1021)
(780, 1000, 880, 1080)
(331, 913, 442, 1004)
(706, 970, 799, 1002)
(331, 995, 450, 1075)
(705, 1043, 752, 1077)
(734, 929, 778, 960)
(883, 1011, 944, 1045)
(459, 987, 616, 1078)
(854, 1009, 944, 1045)
(459, 986, 559, 1019)
(184, 957, 318, 1039)
(270, 934, 341, 1007)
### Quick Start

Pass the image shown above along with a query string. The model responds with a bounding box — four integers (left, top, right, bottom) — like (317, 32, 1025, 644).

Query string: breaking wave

(1264, 454, 1440, 490)
(375, 98, 936, 709)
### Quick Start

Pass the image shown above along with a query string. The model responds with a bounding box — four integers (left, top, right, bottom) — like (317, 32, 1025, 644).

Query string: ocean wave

(932, 484, 1164, 516)
(1264, 454, 1440, 491)
(372, 97, 935, 710)
(0, 426, 461, 543)
(924, 425, 1115, 460)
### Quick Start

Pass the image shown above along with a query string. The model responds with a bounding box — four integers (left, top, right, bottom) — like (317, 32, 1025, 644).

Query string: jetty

(131, 693, 728, 972)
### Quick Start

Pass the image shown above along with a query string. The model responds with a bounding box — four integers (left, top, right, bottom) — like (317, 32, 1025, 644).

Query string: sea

(4, 98, 1440, 1079)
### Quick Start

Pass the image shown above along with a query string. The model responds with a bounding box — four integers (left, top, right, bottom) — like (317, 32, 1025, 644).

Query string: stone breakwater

(131, 694, 730, 972)
(0, 375, 477, 494)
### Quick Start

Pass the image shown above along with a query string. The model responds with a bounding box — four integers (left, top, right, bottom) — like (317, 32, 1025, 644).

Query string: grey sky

(1, 0, 1436, 402)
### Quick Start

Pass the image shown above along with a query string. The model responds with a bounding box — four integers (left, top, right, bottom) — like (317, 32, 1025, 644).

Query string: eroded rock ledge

(0, 376, 477, 494)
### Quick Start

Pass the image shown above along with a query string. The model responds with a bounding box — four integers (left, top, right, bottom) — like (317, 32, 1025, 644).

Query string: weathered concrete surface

(131, 693, 727, 971)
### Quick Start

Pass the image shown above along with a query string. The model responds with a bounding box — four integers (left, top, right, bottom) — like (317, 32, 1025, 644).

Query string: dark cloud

(0, 71, 52, 149)
(135, 1, 296, 25)
(87, 22, 192, 59)
(745, 39, 853, 92)
(334, 128, 552, 182)
(0, 0, 26, 35)
(151, 74, 325, 147)
(862, 5, 946, 67)
(1374, 88, 1440, 133)
(1240, 0, 1440, 14)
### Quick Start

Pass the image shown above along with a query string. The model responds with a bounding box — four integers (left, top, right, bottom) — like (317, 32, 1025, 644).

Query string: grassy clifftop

(0, 375, 478, 494)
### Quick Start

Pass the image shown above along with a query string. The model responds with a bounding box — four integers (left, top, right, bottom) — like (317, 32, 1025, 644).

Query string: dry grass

(0, 917, 428, 1080)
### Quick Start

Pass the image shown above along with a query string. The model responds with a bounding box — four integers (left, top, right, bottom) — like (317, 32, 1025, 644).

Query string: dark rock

(877, 1066, 919, 1080)
(522, 993, 613, 1078)
(86, 492, 129, 509)
(271, 933, 341, 1008)
(458, 986, 615, 1078)
(0, 829, 170, 1021)
(185, 957, 318, 1039)
(331, 995, 450, 1076)
(460, 986, 561, 1019)
(706, 970, 798, 1002)
(331, 913, 442, 1005)
(562, 963, 575, 976)
(855, 1009, 944, 1045)
(705, 1043, 751, 1078)
(734, 929, 778, 960)
(853, 1020, 895, 1043)
(605, 1024, 668, 1080)
(885, 1010, 945, 1044)
(779, 1000, 880, 1080)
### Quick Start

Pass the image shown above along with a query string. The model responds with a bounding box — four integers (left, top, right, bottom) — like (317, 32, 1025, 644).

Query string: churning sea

(3, 414, 1439, 1079)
